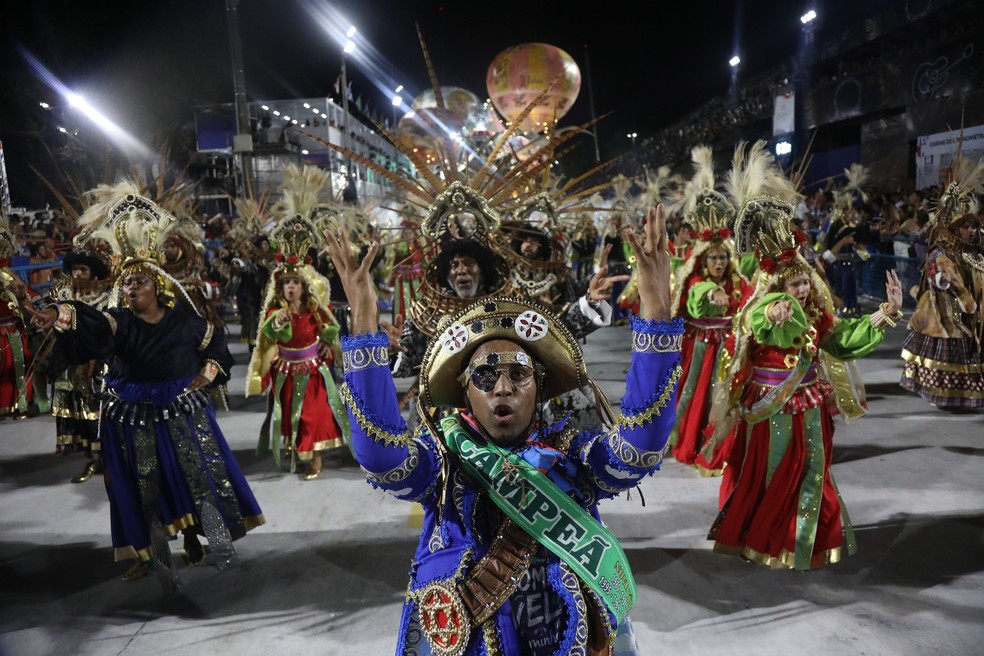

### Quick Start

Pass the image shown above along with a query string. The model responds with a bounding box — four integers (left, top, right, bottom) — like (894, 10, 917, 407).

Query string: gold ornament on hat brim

(420, 297, 588, 409)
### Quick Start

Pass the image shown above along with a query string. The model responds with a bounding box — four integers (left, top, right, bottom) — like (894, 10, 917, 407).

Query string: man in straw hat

(324, 205, 683, 656)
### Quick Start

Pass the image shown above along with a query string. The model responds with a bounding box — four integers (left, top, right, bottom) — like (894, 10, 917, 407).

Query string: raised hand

(624, 204, 671, 321)
(587, 242, 630, 303)
(379, 315, 408, 353)
(884, 269, 903, 314)
(324, 228, 379, 334)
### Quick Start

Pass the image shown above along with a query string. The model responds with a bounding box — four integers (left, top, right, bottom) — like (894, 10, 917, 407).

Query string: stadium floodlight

(729, 56, 741, 67)
(775, 140, 793, 156)
(801, 10, 817, 24)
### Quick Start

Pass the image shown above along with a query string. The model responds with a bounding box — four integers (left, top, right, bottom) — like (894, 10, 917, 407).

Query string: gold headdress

(76, 181, 200, 314)
(929, 154, 984, 252)
(728, 140, 803, 262)
(670, 147, 735, 236)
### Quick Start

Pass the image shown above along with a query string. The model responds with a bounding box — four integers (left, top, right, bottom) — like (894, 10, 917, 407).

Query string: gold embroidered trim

(342, 345, 390, 372)
(901, 349, 984, 373)
(339, 382, 412, 445)
(632, 331, 684, 353)
(200, 358, 224, 382)
(616, 364, 683, 429)
(362, 439, 420, 486)
(54, 304, 77, 332)
(712, 541, 843, 570)
(480, 620, 503, 656)
(606, 429, 670, 469)
(197, 322, 215, 351)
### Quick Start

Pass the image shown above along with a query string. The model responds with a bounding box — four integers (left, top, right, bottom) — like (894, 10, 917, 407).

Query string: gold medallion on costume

(417, 582, 471, 656)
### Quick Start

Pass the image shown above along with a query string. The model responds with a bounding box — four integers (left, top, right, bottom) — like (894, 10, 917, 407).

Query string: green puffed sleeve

(821, 315, 884, 360)
(671, 255, 686, 272)
(686, 280, 727, 318)
(748, 292, 809, 348)
(319, 322, 340, 345)
(738, 253, 759, 279)
(260, 311, 292, 342)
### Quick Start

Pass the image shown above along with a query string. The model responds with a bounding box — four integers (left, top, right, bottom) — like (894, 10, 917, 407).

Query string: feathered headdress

(670, 147, 735, 237)
(0, 208, 16, 261)
(669, 146, 743, 316)
(929, 155, 984, 249)
(728, 140, 803, 261)
(75, 180, 200, 314)
(637, 166, 678, 215)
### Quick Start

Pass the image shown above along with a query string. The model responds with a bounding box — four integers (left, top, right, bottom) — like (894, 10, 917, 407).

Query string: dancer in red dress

(667, 146, 751, 475)
(706, 141, 904, 570)
(247, 210, 349, 480)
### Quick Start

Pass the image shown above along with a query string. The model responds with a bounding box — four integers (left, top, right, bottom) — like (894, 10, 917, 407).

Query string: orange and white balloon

(486, 43, 581, 134)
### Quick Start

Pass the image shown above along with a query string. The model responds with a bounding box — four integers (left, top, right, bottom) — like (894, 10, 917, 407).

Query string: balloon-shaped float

(486, 43, 581, 133)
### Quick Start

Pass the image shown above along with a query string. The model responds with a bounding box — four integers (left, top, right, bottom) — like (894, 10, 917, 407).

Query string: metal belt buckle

(418, 581, 472, 656)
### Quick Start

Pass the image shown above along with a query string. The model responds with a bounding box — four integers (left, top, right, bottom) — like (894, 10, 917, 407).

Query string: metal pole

(340, 54, 356, 202)
(582, 45, 601, 163)
(226, 0, 254, 198)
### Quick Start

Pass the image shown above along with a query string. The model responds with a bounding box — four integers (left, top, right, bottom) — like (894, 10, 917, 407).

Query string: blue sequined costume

(340, 316, 683, 656)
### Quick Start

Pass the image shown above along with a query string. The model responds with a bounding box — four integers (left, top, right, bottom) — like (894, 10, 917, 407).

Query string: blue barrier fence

(858, 254, 922, 307)
(8, 257, 64, 294)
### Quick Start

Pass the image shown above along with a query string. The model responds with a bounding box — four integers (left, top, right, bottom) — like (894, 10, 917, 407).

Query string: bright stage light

(801, 10, 817, 24)
(775, 141, 793, 156)
(729, 56, 741, 67)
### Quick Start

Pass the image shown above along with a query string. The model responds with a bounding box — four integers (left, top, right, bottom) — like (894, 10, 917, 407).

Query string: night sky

(0, 0, 875, 207)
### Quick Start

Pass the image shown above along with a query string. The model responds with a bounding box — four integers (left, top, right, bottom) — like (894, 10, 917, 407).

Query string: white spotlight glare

(261, 105, 269, 111)
(346, 26, 357, 38)
(775, 140, 793, 156)
(303, 102, 311, 108)
(801, 10, 817, 24)
(301, 149, 309, 155)
(729, 56, 741, 67)
(273, 110, 281, 116)
(392, 96, 402, 107)
(39, 101, 50, 109)
(343, 40, 356, 54)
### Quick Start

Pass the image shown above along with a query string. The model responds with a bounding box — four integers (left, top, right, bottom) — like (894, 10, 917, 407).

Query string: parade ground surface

(1, 311, 982, 656)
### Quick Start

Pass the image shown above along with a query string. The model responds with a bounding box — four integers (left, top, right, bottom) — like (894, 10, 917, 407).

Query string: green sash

(440, 414, 636, 625)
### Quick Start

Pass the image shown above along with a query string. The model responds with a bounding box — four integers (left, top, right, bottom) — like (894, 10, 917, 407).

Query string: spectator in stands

(29, 241, 58, 287)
